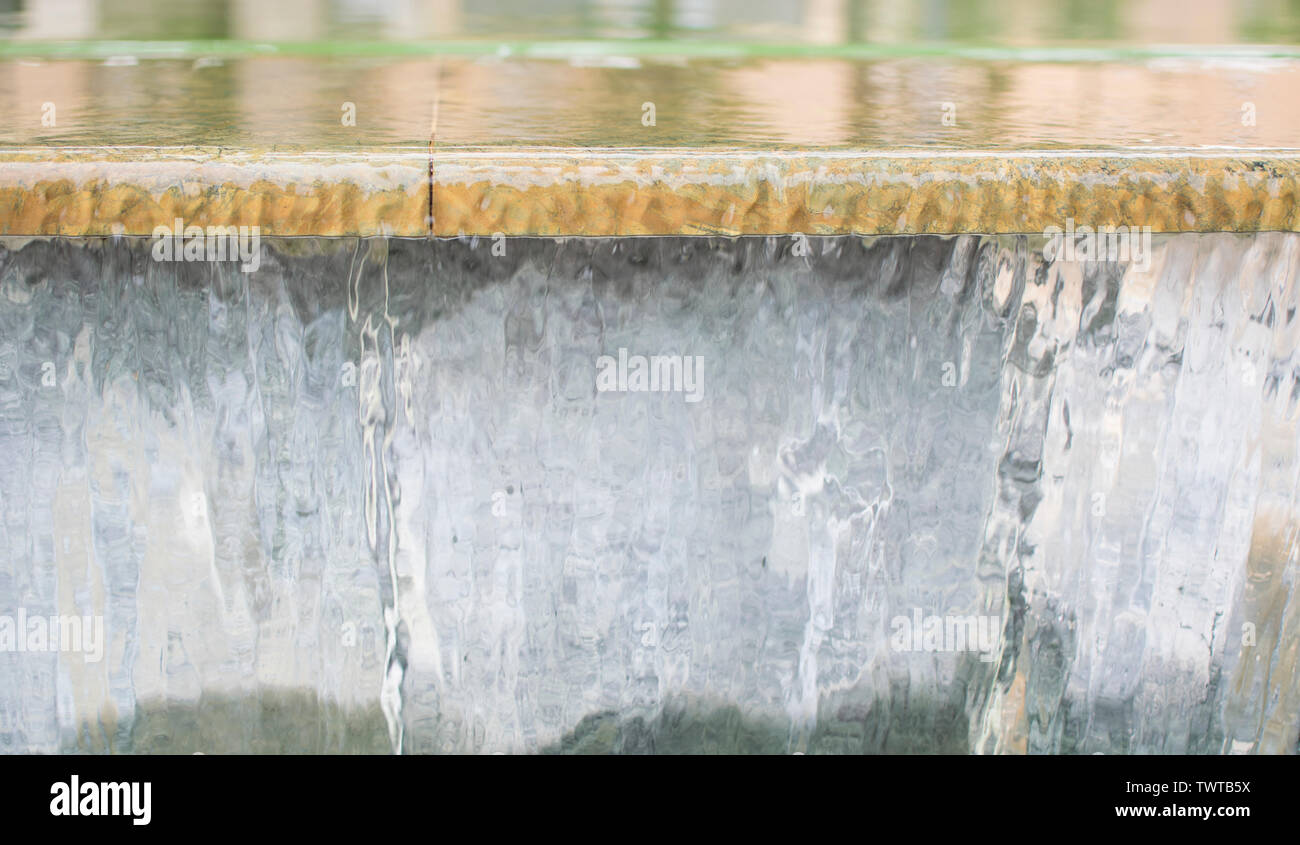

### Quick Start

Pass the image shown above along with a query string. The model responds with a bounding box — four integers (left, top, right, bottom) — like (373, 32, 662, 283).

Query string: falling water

(0, 233, 1296, 754)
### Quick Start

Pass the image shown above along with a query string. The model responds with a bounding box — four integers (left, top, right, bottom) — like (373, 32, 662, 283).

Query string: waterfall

(0, 232, 1296, 753)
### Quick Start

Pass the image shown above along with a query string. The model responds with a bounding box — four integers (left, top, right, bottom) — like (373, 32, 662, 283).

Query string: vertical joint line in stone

(427, 61, 443, 240)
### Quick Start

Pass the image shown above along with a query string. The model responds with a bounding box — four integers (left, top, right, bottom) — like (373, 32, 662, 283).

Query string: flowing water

(0, 232, 1297, 753)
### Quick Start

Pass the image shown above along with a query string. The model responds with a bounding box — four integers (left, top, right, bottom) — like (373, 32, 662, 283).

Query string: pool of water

(2, 53, 1298, 150)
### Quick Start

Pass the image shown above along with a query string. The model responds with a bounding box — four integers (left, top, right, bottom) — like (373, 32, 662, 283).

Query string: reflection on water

(2, 0, 1300, 45)
(2, 54, 1298, 149)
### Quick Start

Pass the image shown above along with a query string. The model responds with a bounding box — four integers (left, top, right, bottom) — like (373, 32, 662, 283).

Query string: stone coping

(1, 147, 1296, 237)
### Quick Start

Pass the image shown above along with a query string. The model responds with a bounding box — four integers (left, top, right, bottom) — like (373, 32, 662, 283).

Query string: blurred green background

(1, 0, 1299, 47)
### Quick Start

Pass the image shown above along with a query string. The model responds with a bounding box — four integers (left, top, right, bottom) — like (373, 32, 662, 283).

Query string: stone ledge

(0, 149, 430, 237)
(2, 148, 1297, 237)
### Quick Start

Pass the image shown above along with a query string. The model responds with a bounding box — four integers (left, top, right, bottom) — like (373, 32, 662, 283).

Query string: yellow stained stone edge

(2, 148, 1298, 237)
(0, 149, 431, 237)
(432, 151, 1300, 236)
